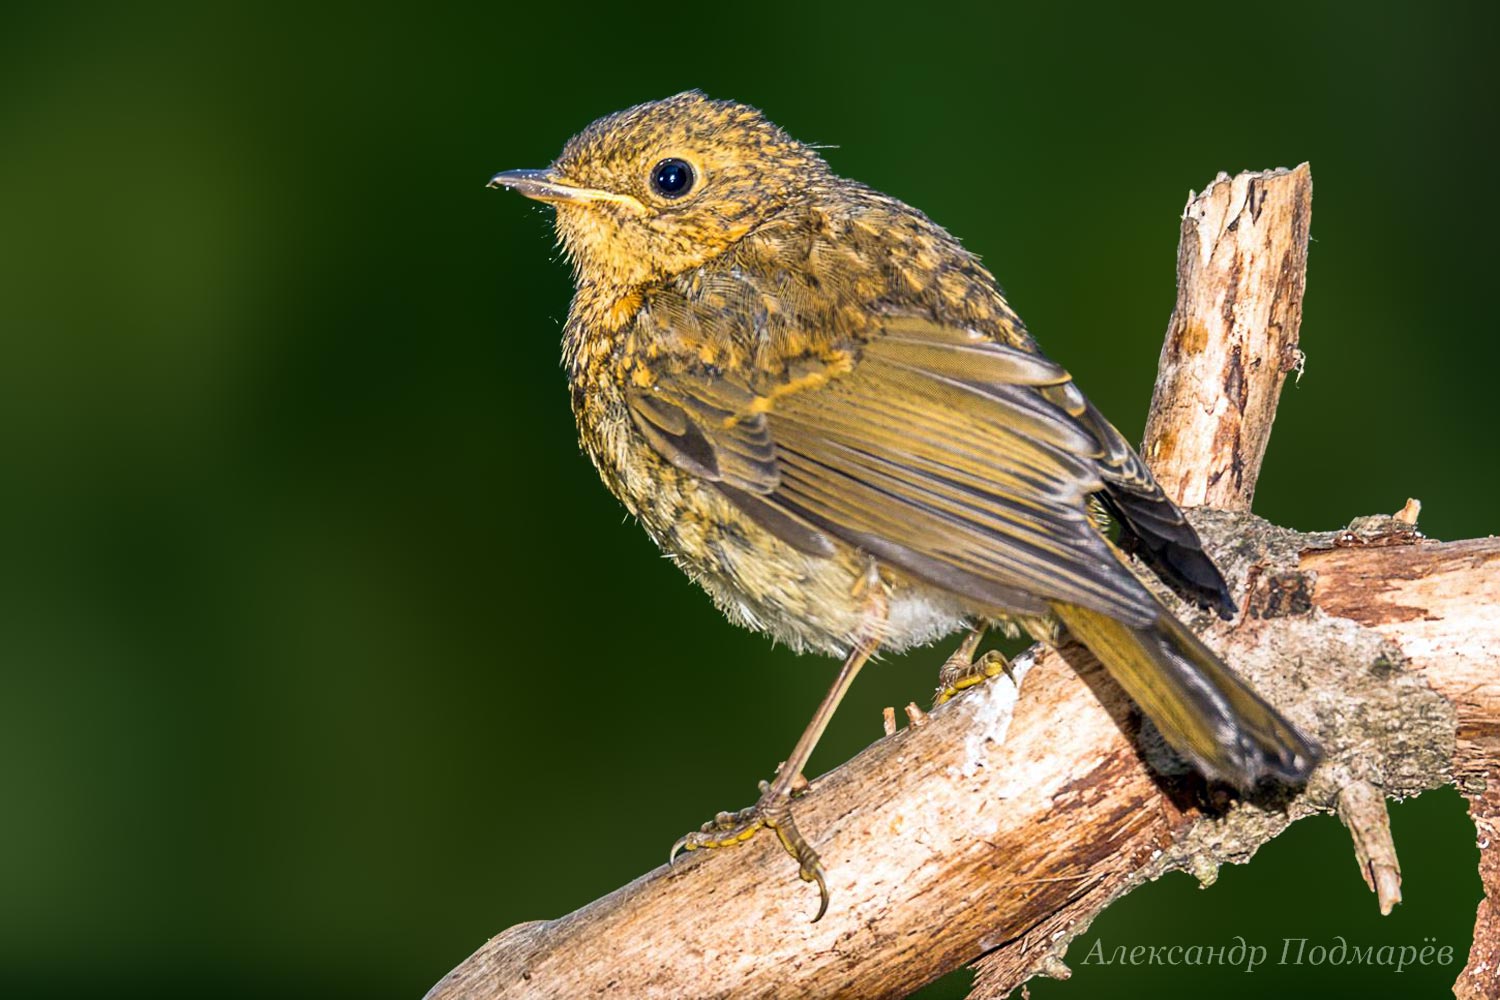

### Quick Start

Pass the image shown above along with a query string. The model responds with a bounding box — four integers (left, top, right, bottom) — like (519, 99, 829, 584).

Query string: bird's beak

(487, 168, 642, 211)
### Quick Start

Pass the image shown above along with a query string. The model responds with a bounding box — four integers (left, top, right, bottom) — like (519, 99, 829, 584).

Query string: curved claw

(934, 649, 1012, 707)
(667, 785, 831, 919)
(806, 862, 829, 923)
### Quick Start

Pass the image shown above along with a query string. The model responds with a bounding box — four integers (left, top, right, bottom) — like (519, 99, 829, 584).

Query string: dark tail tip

(1150, 613, 1321, 789)
(1099, 491, 1237, 619)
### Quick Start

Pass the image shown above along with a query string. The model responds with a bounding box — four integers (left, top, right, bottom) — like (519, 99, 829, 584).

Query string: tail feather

(1097, 490, 1237, 620)
(1050, 601, 1318, 787)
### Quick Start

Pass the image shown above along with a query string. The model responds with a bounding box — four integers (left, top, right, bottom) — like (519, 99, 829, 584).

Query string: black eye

(650, 158, 695, 198)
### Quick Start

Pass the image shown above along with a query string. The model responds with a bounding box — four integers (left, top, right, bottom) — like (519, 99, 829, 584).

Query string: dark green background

(2, 2, 1494, 998)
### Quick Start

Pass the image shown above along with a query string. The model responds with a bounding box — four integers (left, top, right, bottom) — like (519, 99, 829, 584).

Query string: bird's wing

(626, 316, 1162, 625)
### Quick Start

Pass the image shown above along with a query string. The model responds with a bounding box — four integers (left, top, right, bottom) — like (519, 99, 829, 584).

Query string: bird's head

(490, 91, 830, 289)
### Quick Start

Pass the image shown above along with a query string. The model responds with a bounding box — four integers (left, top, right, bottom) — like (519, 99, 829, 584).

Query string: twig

(1336, 779, 1403, 916)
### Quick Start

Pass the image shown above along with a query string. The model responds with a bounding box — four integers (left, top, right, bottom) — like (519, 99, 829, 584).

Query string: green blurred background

(2, 2, 1495, 997)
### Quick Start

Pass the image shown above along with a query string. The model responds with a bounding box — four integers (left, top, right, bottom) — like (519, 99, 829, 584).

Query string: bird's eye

(650, 158, 696, 199)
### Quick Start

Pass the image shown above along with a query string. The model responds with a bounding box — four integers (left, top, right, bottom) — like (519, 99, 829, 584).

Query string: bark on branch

(425, 164, 1500, 1000)
(1141, 166, 1311, 510)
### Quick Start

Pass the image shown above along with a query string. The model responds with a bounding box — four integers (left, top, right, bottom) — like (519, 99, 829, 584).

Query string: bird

(488, 91, 1319, 921)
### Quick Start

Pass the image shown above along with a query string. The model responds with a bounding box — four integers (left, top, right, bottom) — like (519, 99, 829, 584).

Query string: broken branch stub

(1142, 164, 1312, 510)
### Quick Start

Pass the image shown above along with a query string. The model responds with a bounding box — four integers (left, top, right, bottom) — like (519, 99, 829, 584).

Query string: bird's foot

(934, 649, 1012, 707)
(669, 777, 829, 921)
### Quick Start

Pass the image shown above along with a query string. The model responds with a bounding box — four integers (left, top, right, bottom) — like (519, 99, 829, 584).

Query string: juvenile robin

(489, 91, 1318, 920)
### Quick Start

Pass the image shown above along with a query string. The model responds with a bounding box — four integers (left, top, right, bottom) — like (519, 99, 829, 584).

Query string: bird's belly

(655, 492, 973, 658)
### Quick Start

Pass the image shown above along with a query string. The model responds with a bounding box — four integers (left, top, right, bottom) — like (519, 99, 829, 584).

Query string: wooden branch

(1461, 781, 1500, 999)
(1304, 525, 1500, 997)
(425, 166, 1498, 1000)
(961, 515, 1496, 998)
(1142, 164, 1311, 510)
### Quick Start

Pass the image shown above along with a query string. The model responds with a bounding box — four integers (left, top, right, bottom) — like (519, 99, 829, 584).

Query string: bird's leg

(670, 568, 888, 922)
(933, 622, 1011, 706)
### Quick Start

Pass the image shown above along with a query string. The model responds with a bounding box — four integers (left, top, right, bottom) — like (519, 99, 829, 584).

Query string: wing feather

(625, 318, 1165, 625)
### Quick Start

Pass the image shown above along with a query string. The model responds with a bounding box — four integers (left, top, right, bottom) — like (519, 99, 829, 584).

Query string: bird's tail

(1049, 601, 1318, 788)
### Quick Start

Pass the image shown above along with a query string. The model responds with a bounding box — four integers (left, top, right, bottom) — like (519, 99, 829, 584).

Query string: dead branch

(424, 165, 1499, 1000)
(1141, 165, 1311, 510)
(1335, 779, 1403, 916)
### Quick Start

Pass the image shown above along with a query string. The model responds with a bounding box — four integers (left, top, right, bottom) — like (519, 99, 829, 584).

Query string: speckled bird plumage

(558, 100, 1035, 657)
(492, 90, 1317, 804)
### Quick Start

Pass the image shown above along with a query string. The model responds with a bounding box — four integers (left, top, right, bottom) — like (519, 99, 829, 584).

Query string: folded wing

(628, 317, 1172, 625)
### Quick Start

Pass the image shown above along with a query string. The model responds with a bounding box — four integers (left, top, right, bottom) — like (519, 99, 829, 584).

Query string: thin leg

(670, 571, 887, 922)
(768, 629, 879, 799)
